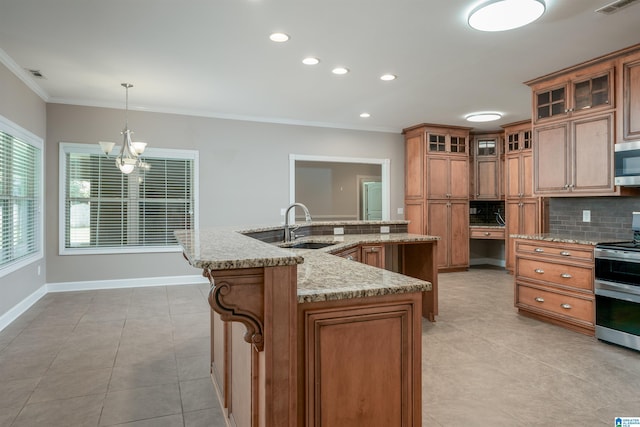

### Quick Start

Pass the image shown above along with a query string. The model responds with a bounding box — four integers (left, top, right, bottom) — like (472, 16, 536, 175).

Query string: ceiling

(1, 0, 640, 133)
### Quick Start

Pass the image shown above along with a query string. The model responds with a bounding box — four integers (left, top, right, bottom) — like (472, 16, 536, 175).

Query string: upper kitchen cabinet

(530, 62, 614, 125)
(503, 120, 533, 199)
(526, 43, 640, 197)
(618, 48, 640, 142)
(470, 131, 503, 200)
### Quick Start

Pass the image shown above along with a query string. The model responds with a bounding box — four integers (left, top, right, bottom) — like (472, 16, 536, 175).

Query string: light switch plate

(380, 226, 390, 234)
(333, 227, 344, 235)
(397, 207, 404, 215)
(583, 210, 591, 222)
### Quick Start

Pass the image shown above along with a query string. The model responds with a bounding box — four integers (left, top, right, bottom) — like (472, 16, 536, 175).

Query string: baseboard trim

(0, 284, 47, 332)
(0, 275, 209, 332)
(46, 275, 209, 293)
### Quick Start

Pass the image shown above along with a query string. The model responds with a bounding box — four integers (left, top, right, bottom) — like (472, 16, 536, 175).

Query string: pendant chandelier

(98, 83, 147, 174)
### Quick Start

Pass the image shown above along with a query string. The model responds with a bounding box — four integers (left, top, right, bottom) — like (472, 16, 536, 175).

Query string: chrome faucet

(284, 203, 312, 242)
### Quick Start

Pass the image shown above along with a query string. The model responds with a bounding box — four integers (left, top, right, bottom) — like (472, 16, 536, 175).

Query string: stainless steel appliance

(594, 212, 640, 351)
(615, 140, 640, 186)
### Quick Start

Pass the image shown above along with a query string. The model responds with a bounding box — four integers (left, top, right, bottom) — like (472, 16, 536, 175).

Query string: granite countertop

(175, 226, 436, 303)
(509, 233, 622, 246)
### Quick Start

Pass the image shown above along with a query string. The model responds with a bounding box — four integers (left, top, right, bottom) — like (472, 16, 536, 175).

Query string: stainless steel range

(594, 213, 640, 352)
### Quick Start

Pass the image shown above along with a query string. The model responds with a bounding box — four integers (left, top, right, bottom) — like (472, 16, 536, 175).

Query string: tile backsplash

(549, 197, 640, 241)
(470, 201, 505, 225)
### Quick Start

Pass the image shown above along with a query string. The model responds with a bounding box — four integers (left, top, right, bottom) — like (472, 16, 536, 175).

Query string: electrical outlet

(583, 210, 591, 222)
(397, 207, 404, 215)
(380, 226, 390, 234)
(333, 227, 344, 235)
(280, 208, 286, 216)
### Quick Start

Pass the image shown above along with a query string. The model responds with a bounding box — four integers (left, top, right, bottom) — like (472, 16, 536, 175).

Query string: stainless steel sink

(288, 241, 336, 249)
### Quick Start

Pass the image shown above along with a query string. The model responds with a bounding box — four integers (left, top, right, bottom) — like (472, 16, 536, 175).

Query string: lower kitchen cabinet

(427, 200, 469, 271)
(361, 244, 385, 268)
(297, 292, 423, 427)
(514, 238, 595, 335)
(505, 199, 546, 272)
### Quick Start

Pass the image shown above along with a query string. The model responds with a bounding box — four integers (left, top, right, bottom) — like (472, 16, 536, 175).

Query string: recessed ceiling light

(380, 74, 397, 81)
(360, 113, 371, 118)
(332, 67, 349, 75)
(465, 112, 502, 122)
(302, 57, 320, 65)
(468, 0, 545, 32)
(269, 32, 290, 42)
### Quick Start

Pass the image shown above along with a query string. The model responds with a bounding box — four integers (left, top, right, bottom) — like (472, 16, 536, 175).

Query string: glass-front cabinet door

(573, 74, 610, 111)
(536, 86, 566, 121)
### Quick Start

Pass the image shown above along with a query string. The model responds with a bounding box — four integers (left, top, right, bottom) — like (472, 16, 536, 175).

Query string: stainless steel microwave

(615, 141, 640, 186)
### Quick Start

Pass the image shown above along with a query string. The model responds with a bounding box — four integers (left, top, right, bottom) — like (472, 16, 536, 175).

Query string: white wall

(46, 104, 406, 283)
(0, 63, 47, 319)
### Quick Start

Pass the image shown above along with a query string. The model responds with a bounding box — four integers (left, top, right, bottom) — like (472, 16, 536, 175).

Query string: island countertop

(175, 227, 437, 303)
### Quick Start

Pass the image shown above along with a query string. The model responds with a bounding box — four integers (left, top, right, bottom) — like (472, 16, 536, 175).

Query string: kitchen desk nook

(175, 221, 438, 427)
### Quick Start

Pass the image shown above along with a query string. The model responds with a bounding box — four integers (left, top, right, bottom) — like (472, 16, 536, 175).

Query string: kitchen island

(176, 223, 438, 427)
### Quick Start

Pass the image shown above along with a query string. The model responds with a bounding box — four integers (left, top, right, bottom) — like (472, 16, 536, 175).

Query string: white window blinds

(0, 121, 43, 275)
(60, 143, 197, 254)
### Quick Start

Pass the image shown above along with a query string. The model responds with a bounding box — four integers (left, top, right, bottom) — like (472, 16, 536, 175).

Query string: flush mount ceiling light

(360, 112, 371, 118)
(380, 74, 397, 81)
(332, 67, 349, 75)
(465, 112, 502, 122)
(98, 83, 148, 174)
(302, 57, 320, 65)
(269, 32, 289, 42)
(468, 0, 545, 31)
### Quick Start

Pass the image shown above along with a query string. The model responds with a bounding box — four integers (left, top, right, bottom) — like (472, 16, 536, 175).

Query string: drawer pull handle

(560, 273, 572, 279)
(534, 248, 544, 253)
(534, 269, 544, 274)
(535, 297, 545, 303)
(560, 251, 570, 256)
(560, 303, 572, 310)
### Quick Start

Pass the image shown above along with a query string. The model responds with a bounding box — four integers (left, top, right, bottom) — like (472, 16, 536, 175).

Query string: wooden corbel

(204, 268, 265, 351)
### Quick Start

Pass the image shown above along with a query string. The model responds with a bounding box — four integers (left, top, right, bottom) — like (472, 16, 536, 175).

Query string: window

(60, 143, 198, 254)
(0, 115, 43, 277)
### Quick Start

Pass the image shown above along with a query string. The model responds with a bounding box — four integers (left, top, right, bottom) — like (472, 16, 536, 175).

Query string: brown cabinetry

(470, 226, 505, 240)
(502, 121, 547, 273)
(531, 63, 614, 125)
(534, 113, 615, 195)
(514, 239, 595, 335)
(526, 45, 640, 197)
(618, 48, 640, 142)
(298, 293, 423, 427)
(470, 132, 503, 200)
(361, 244, 385, 268)
(403, 123, 471, 272)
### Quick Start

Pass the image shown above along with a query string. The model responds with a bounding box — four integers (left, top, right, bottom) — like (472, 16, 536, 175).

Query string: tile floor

(0, 267, 638, 426)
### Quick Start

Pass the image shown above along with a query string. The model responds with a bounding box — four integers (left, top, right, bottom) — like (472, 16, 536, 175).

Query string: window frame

(59, 142, 199, 255)
(0, 114, 44, 277)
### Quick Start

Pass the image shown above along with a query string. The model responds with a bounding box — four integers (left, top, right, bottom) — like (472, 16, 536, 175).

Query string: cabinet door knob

(534, 268, 545, 274)
(560, 251, 570, 256)
(560, 303, 572, 310)
(485, 232, 490, 236)
(535, 297, 545, 303)
(560, 273, 572, 279)
(346, 255, 354, 261)
(534, 248, 544, 253)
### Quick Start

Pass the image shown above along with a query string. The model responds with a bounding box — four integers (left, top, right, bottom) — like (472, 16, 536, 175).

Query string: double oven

(594, 242, 640, 352)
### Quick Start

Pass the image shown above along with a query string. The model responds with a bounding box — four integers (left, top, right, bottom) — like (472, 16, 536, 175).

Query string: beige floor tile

(109, 358, 178, 391)
(0, 377, 40, 409)
(12, 394, 105, 427)
(28, 367, 111, 403)
(47, 346, 119, 375)
(107, 414, 184, 427)
(100, 383, 182, 426)
(183, 407, 227, 427)
(179, 378, 217, 412)
(177, 354, 210, 381)
(0, 405, 21, 427)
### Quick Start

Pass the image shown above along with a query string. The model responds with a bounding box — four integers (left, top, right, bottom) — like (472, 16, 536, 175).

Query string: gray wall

(46, 103, 405, 283)
(0, 63, 47, 318)
(549, 196, 640, 241)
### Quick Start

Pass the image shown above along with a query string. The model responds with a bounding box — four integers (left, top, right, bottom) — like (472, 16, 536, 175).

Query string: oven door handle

(595, 287, 640, 304)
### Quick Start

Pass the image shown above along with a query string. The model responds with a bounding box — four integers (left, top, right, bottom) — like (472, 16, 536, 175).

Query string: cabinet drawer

(517, 258, 593, 292)
(515, 241, 593, 262)
(516, 284, 594, 325)
(470, 227, 505, 240)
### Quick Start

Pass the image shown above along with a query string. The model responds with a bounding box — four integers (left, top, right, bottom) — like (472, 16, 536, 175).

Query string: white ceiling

(1, 0, 640, 133)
